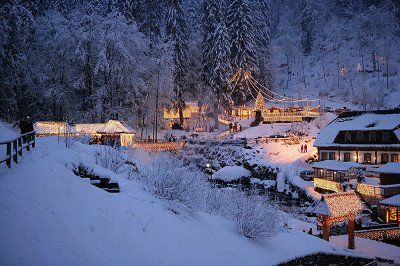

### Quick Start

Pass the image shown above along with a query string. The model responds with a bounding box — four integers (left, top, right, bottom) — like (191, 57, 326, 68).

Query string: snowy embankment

(0, 136, 366, 265)
(0, 121, 19, 161)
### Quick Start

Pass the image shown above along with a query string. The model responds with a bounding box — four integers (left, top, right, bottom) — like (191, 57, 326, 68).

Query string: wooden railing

(0, 131, 36, 168)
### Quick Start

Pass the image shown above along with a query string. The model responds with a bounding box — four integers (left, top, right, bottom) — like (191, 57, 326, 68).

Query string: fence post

(18, 137, 22, 156)
(6, 142, 11, 168)
(13, 140, 18, 164)
(26, 134, 30, 152)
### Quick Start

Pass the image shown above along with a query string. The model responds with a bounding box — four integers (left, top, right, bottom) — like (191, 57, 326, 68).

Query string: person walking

(304, 144, 308, 153)
(301, 144, 304, 153)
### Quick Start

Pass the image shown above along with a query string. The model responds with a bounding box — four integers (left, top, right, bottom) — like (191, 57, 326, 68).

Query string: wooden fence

(0, 131, 36, 168)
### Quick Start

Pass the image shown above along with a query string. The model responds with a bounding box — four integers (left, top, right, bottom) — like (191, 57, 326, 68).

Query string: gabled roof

(380, 194, 400, 207)
(96, 120, 134, 134)
(34, 121, 68, 134)
(314, 109, 400, 147)
(74, 123, 104, 134)
(313, 191, 362, 217)
(312, 160, 364, 171)
(373, 162, 400, 175)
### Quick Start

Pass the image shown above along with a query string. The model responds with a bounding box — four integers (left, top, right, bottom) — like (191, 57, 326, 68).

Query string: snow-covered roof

(314, 110, 400, 147)
(96, 120, 134, 134)
(312, 160, 363, 171)
(373, 162, 400, 174)
(313, 191, 362, 217)
(34, 120, 134, 135)
(34, 121, 68, 134)
(74, 123, 104, 134)
(380, 194, 400, 207)
(212, 166, 251, 182)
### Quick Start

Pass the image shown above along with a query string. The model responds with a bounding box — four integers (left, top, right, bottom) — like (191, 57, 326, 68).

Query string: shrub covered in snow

(211, 166, 251, 184)
(231, 193, 285, 240)
(93, 145, 126, 174)
(138, 155, 208, 210)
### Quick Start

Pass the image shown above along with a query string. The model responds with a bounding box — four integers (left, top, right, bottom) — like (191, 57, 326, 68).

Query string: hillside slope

(0, 137, 368, 265)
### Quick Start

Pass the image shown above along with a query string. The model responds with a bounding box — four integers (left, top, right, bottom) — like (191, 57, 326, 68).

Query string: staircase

(73, 164, 120, 193)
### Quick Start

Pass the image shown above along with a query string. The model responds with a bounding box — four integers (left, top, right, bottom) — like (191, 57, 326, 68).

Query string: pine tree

(166, 0, 188, 126)
(250, 0, 273, 87)
(227, 0, 257, 104)
(301, 0, 316, 55)
(208, 0, 231, 129)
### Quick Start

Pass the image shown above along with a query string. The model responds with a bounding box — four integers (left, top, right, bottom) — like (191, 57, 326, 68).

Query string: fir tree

(301, 0, 316, 55)
(250, 0, 273, 87)
(227, 0, 257, 104)
(208, 1, 231, 129)
(166, 0, 188, 126)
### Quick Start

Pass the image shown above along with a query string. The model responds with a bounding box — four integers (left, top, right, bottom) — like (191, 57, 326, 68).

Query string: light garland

(355, 228, 400, 240)
(314, 178, 343, 192)
(356, 183, 382, 197)
(131, 141, 185, 151)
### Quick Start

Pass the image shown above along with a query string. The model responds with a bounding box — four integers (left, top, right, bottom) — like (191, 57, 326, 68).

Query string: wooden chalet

(313, 109, 400, 164)
(379, 194, 400, 225)
(34, 120, 135, 147)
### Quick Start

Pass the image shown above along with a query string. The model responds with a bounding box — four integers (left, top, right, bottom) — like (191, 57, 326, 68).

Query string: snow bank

(330, 236, 400, 263)
(0, 138, 372, 264)
(0, 121, 18, 141)
(212, 166, 251, 182)
(0, 121, 19, 161)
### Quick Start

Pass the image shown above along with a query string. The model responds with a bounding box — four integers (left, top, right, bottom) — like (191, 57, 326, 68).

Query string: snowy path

(0, 138, 363, 265)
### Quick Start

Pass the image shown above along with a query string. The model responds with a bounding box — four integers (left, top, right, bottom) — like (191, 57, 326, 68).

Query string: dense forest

(1, 0, 399, 128)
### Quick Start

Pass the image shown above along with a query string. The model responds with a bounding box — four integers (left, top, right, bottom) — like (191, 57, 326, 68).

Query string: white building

(314, 109, 400, 165)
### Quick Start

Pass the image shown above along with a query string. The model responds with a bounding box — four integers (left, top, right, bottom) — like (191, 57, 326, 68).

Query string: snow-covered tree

(166, 0, 188, 126)
(301, 0, 316, 55)
(227, 0, 257, 72)
(0, 2, 37, 122)
(227, 0, 257, 104)
(208, 1, 232, 129)
(250, 0, 273, 87)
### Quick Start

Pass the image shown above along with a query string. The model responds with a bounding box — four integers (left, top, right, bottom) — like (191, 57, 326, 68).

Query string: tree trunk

(213, 95, 219, 129)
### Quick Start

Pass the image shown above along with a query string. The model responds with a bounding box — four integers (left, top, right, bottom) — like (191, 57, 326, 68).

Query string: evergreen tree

(250, 0, 273, 87)
(166, 0, 188, 126)
(301, 0, 316, 55)
(208, 0, 231, 129)
(227, 0, 257, 104)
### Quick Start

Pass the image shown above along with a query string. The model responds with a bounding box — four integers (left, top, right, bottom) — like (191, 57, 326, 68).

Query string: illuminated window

(321, 152, 328, 161)
(382, 131, 389, 142)
(364, 153, 371, 163)
(391, 154, 399, 162)
(329, 152, 336, 160)
(381, 153, 389, 164)
(344, 152, 351, 162)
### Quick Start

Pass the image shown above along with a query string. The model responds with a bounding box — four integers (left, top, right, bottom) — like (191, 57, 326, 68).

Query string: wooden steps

(73, 164, 120, 193)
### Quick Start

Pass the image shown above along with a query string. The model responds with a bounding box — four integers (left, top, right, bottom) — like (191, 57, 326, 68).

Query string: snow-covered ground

(0, 135, 373, 265)
(0, 121, 19, 161)
(1, 118, 399, 264)
(331, 236, 400, 263)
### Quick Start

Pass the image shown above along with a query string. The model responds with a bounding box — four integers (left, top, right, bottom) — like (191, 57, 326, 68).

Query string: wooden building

(312, 160, 365, 192)
(34, 120, 135, 147)
(312, 191, 362, 249)
(314, 109, 400, 164)
(379, 194, 400, 225)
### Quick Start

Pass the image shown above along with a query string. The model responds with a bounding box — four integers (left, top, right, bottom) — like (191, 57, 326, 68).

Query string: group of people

(300, 143, 308, 153)
(228, 122, 242, 133)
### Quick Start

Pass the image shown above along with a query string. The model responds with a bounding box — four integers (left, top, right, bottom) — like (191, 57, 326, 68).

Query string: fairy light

(355, 228, 400, 241)
(356, 183, 382, 198)
(131, 141, 185, 151)
(314, 178, 342, 192)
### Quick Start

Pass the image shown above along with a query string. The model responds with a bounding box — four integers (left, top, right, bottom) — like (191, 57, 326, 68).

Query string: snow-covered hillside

(1, 136, 369, 265)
